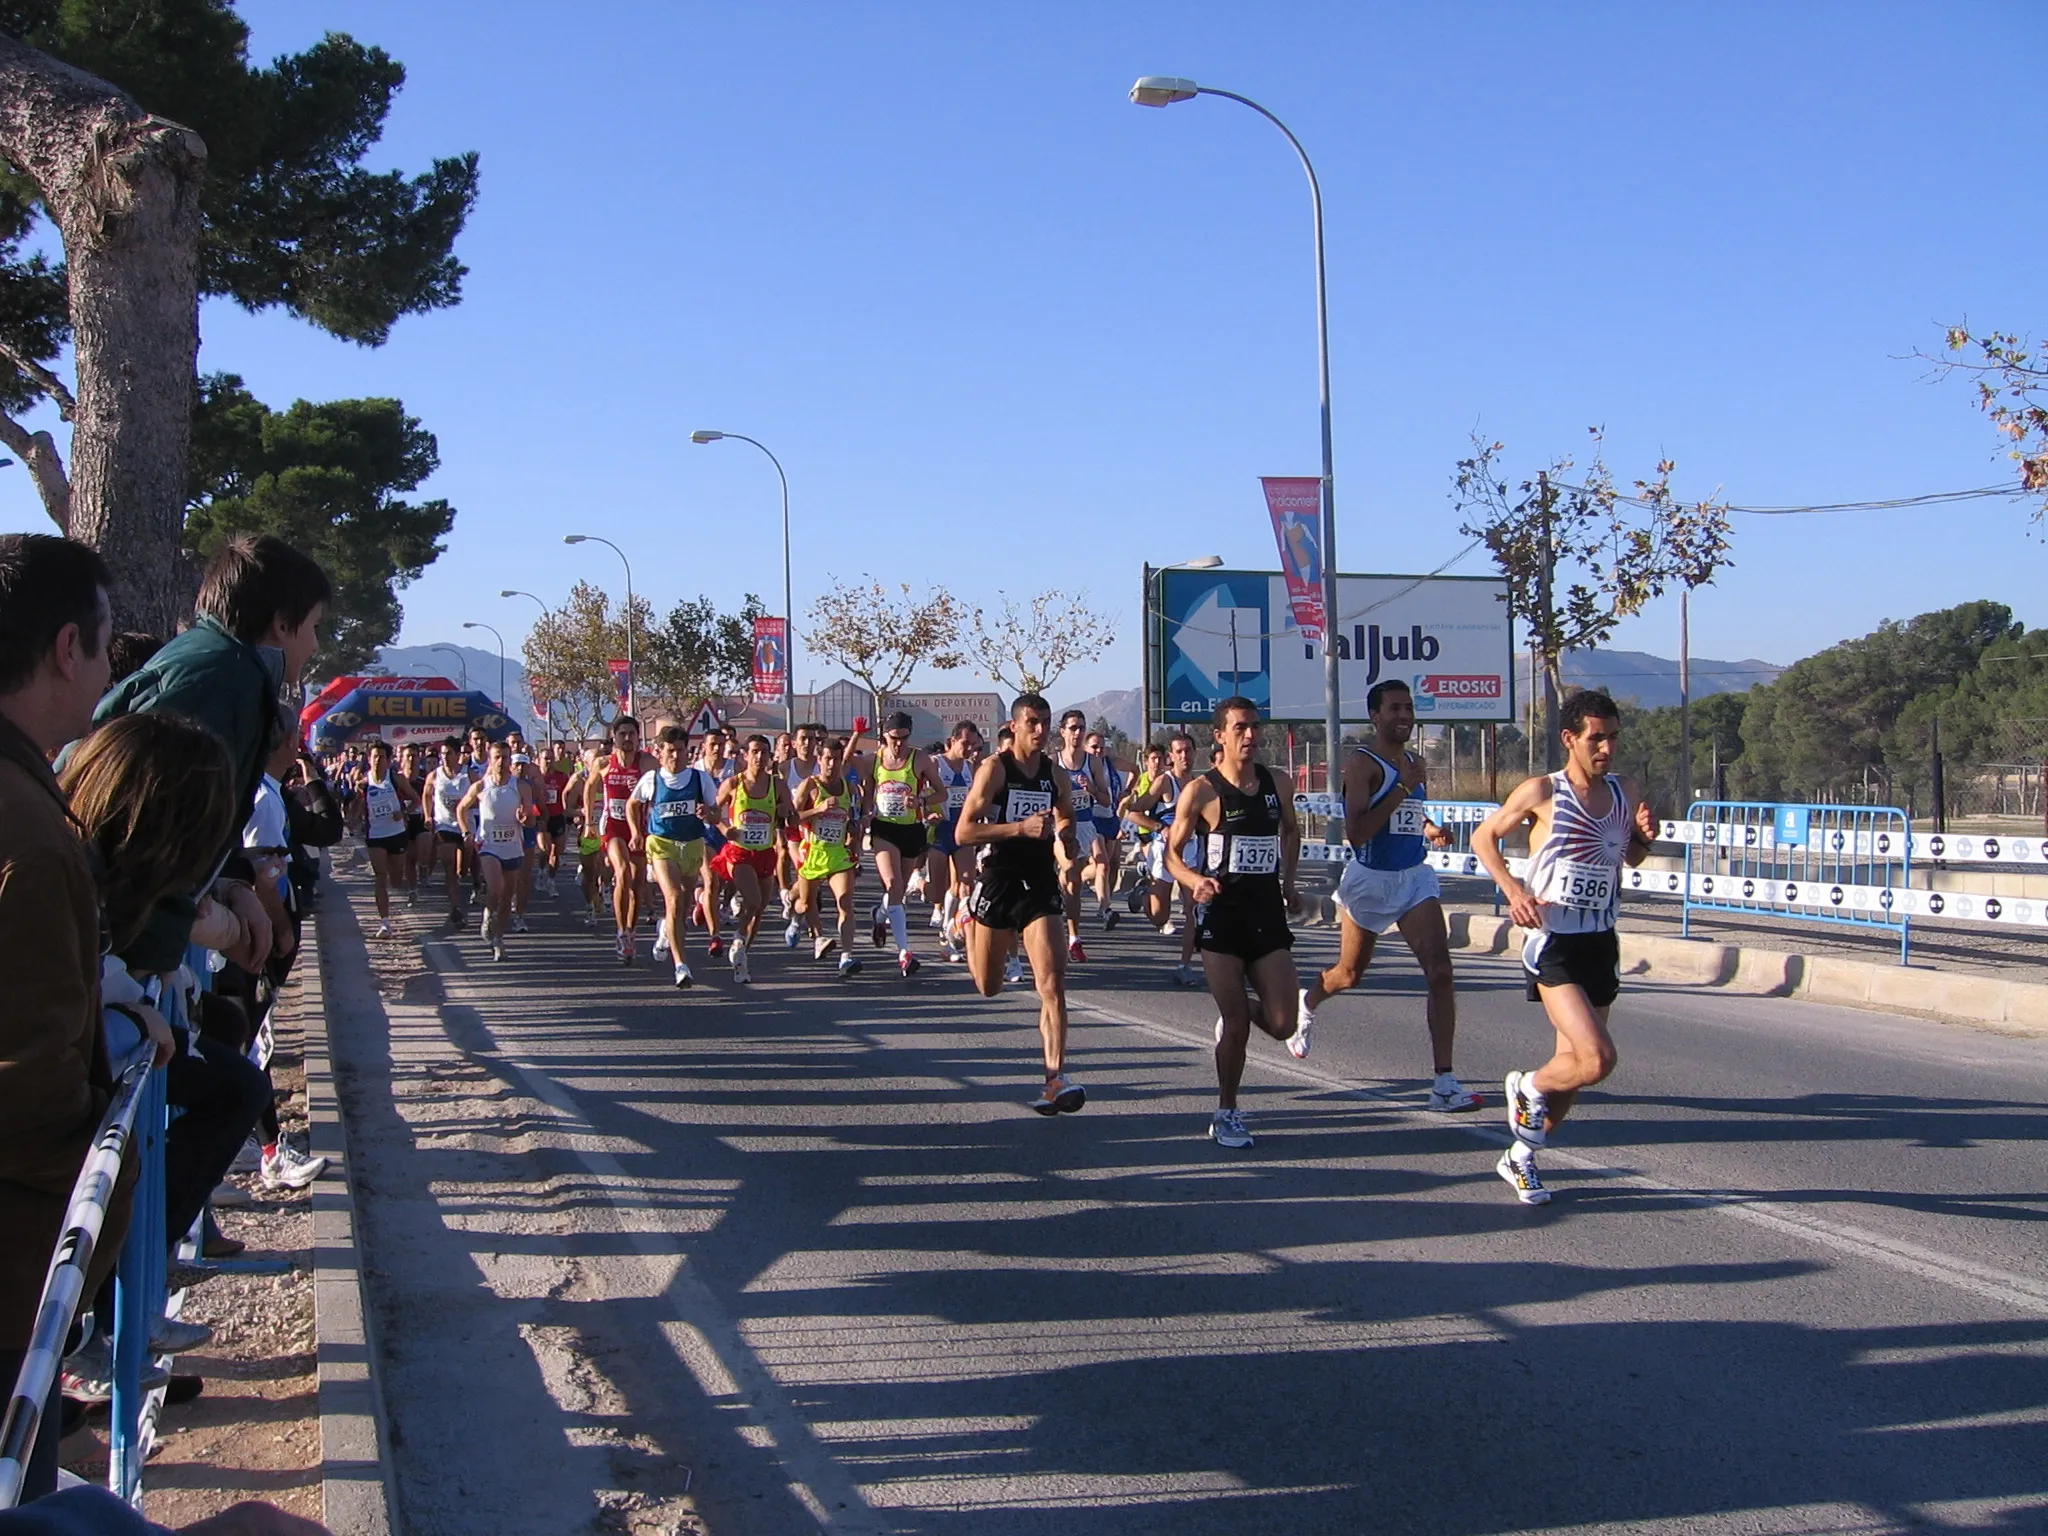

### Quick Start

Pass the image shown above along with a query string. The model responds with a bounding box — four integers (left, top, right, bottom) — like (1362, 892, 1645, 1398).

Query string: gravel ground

(60, 964, 323, 1524)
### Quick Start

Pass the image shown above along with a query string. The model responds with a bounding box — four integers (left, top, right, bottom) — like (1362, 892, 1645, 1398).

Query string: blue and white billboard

(1154, 569, 1514, 724)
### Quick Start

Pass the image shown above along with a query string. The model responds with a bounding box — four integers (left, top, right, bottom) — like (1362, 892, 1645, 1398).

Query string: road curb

(301, 878, 399, 1536)
(1449, 910, 2048, 1034)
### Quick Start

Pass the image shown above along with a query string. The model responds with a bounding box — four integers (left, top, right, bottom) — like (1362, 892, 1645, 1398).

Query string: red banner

(751, 617, 788, 704)
(1262, 476, 1325, 640)
(606, 658, 631, 713)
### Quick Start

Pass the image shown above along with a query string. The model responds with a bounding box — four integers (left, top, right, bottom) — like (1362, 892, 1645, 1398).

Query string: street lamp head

(689, 430, 724, 444)
(1130, 76, 1199, 107)
(1184, 555, 1224, 569)
(563, 534, 589, 545)
(499, 589, 520, 598)
(462, 622, 481, 630)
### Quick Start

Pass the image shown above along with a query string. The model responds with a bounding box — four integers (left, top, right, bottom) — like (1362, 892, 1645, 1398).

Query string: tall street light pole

(428, 644, 468, 690)
(462, 621, 506, 711)
(690, 430, 794, 735)
(563, 534, 636, 717)
(1132, 75, 1344, 801)
(502, 589, 552, 739)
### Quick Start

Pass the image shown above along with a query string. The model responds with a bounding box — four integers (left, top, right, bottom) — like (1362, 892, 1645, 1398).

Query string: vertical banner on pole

(1262, 476, 1326, 639)
(606, 658, 631, 715)
(752, 617, 788, 706)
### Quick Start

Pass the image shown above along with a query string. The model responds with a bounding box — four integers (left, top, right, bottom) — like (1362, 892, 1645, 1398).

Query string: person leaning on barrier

(0, 535, 134, 1505)
(90, 535, 331, 975)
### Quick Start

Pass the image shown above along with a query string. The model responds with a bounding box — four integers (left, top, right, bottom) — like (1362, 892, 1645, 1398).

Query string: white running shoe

(491, 940, 507, 962)
(1171, 962, 1200, 988)
(261, 1141, 328, 1190)
(673, 961, 693, 989)
(838, 953, 862, 978)
(1497, 1148, 1551, 1204)
(652, 922, 671, 961)
(899, 951, 921, 977)
(1031, 1074, 1086, 1115)
(1288, 989, 1315, 1059)
(929, 906, 946, 931)
(814, 934, 834, 961)
(374, 919, 395, 939)
(1208, 1107, 1253, 1148)
(1430, 1073, 1481, 1112)
(1160, 920, 1177, 938)
(1505, 1070, 1548, 1146)
(619, 930, 635, 967)
(731, 940, 750, 984)
(784, 918, 803, 949)
(1003, 952, 1025, 985)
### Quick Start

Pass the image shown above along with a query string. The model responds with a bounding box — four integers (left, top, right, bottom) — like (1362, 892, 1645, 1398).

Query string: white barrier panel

(1657, 819, 2048, 867)
(1625, 865, 2048, 928)
(1294, 794, 1493, 823)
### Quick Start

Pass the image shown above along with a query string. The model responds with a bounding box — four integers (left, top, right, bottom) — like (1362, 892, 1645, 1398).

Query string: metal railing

(1679, 800, 1913, 962)
(0, 1045, 154, 1509)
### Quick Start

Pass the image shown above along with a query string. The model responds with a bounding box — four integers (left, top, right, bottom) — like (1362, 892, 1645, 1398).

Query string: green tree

(521, 581, 652, 738)
(1454, 429, 1733, 770)
(0, 2, 476, 626)
(182, 372, 453, 671)
(643, 592, 767, 708)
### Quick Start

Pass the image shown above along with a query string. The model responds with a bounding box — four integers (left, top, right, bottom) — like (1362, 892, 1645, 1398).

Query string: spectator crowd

(1, 531, 343, 1535)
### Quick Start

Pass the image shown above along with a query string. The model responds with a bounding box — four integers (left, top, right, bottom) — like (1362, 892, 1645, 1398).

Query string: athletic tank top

(602, 755, 639, 830)
(364, 775, 407, 841)
(1202, 765, 1285, 915)
(477, 777, 524, 854)
(1526, 771, 1628, 935)
(872, 755, 919, 825)
(729, 777, 778, 850)
(786, 759, 815, 797)
(985, 751, 1060, 880)
(1097, 757, 1124, 826)
(1061, 754, 1095, 818)
(806, 779, 852, 846)
(1351, 748, 1428, 872)
(645, 766, 712, 842)
(542, 768, 567, 810)
(1153, 771, 1183, 828)
(937, 757, 974, 821)
(431, 768, 467, 831)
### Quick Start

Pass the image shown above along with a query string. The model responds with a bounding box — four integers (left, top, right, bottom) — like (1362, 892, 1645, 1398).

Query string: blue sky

(6, 2, 2041, 706)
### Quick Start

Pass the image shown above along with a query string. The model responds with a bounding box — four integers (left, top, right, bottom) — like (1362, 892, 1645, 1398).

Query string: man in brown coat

(0, 534, 120, 1502)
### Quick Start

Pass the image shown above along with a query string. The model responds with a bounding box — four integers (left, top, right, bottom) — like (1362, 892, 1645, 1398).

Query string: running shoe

(510, 914, 529, 935)
(261, 1142, 328, 1191)
(1031, 1074, 1086, 1115)
(1208, 1107, 1253, 1148)
(708, 935, 726, 959)
(1003, 952, 1025, 986)
(731, 940, 750, 984)
(1505, 1070, 1548, 1146)
(620, 931, 636, 967)
(1171, 961, 1200, 988)
(1429, 1073, 1481, 1113)
(837, 953, 862, 978)
(61, 1335, 169, 1404)
(1067, 937, 1088, 963)
(448, 908, 468, 930)
(814, 934, 835, 960)
(375, 919, 394, 939)
(899, 951, 921, 978)
(1099, 906, 1120, 931)
(491, 940, 507, 963)
(871, 905, 889, 950)
(929, 906, 947, 931)
(149, 1316, 212, 1354)
(1160, 920, 1177, 938)
(1288, 989, 1314, 1059)
(1125, 885, 1145, 915)
(480, 910, 496, 945)
(1496, 1148, 1551, 1205)
(652, 923, 671, 960)
(784, 918, 803, 949)
(405, 887, 419, 909)
(942, 939, 964, 963)
(673, 961, 694, 989)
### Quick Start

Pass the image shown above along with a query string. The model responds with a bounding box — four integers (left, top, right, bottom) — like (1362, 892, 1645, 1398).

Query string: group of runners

(326, 682, 1653, 1203)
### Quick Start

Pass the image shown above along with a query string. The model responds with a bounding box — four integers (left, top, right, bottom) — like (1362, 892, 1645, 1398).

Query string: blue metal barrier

(1682, 800, 1913, 963)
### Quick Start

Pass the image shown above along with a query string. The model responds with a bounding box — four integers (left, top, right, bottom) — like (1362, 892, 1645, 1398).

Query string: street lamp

(1139, 555, 1224, 746)
(690, 429, 794, 735)
(563, 534, 636, 716)
(1132, 75, 1344, 809)
(462, 621, 506, 711)
(427, 644, 468, 690)
(502, 590, 552, 739)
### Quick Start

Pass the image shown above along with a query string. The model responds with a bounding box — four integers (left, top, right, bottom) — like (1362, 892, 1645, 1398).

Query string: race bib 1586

(1549, 857, 1614, 911)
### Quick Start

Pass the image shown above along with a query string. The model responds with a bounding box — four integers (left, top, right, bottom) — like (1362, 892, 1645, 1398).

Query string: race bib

(1548, 857, 1614, 911)
(1210, 833, 1279, 875)
(545, 784, 561, 807)
(946, 786, 969, 816)
(663, 798, 698, 819)
(1004, 788, 1052, 824)
(876, 780, 912, 819)
(1389, 801, 1427, 837)
(815, 811, 847, 845)
(486, 823, 520, 847)
(604, 797, 628, 825)
(1069, 775, 1093, 814)
(736, 810, 773, 848)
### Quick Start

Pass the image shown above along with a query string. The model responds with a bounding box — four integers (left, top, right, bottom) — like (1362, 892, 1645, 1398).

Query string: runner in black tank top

(956, 694, 1087, 1115)
(1165, 697, 1304, 1150)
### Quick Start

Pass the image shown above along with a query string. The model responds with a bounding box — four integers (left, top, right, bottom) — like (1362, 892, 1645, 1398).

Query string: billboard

(1153, 568, 1514, 724)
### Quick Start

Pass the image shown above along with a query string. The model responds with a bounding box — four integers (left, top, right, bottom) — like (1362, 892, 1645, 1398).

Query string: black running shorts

(1196, 894, 1294, 965)
(1522, 928, 1621, 1007)
(545, 813, 567, 837)
(871, 819, 928, 861)
(971, 863, 1063, 933)
(367, 833, 410, 856)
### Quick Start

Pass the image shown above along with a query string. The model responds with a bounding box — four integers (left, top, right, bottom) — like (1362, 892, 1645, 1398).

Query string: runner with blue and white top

(1125, 733, 1203, 987)
(1296, 679, 1480, 1115)
(1473, 688, 1658, 1204)
(1084, 729, 1132, 934)
(629, 725, 719, 989)
(924, 720, 983, 960)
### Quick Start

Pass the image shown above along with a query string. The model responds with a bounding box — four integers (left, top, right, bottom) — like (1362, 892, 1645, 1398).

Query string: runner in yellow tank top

(789, 737, 863, 976)
(866, 709, 948, 977)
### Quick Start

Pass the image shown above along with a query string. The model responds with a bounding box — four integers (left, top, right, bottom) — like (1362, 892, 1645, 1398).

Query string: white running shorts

(1334, 860, 1441, 933)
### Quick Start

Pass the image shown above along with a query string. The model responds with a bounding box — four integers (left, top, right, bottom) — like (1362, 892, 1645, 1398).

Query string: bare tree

(969, 589, 1117, 698)
(0, 33, 205, 632)
(804, 577, 965, 724)
(1923, 323, 2048, 518)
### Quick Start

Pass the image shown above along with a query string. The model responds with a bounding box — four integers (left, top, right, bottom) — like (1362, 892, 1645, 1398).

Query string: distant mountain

(1560, 649, 1781, 709)
(372, 644, 539, 733)
(1064, 687, 1141, 742)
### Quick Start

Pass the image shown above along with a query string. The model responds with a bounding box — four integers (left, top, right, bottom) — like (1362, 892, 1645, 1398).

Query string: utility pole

(1536, 470, 1560, 770)
(1678, 587, 1692, 807)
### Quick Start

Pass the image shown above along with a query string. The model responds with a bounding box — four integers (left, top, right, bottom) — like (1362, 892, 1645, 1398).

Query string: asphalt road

(320, 860, 2048, 1536)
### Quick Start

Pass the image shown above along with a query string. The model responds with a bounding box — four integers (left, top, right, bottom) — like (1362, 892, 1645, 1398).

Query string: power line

(1543, 480, 2031, 517)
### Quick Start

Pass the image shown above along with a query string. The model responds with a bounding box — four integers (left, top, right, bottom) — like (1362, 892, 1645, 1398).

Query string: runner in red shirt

(586, 714, 657, 963)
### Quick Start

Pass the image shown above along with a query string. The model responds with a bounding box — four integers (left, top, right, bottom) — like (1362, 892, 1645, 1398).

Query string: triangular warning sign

(685, 698, 725, 736)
